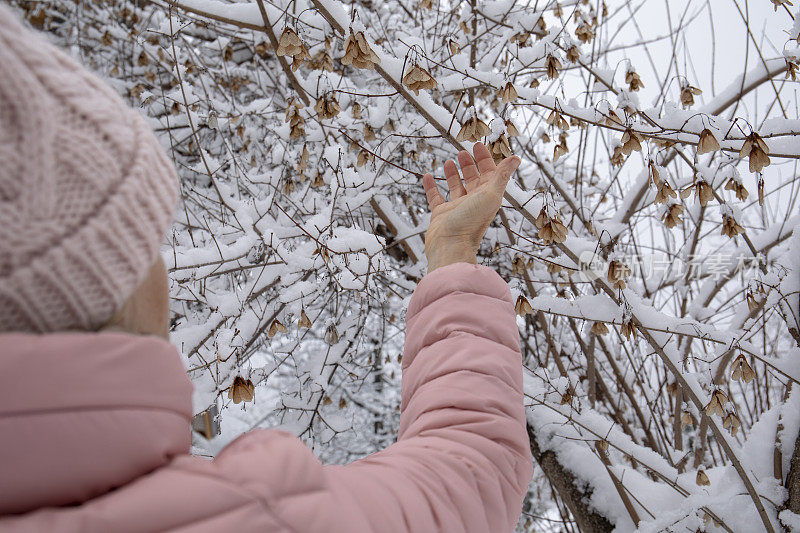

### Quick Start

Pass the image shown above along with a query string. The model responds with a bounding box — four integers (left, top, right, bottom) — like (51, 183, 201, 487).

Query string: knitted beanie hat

(0, 8, 179, 333)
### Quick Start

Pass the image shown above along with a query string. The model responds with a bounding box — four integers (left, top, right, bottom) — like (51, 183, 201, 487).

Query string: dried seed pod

(620, 128, 643, 155)
(596, 439, 609, 454)
(456, 115, 491, 142)
(721, 213, 744, 238)
(299, 145, 310, 172)
(739, 132, 770, 173)
(533, 16, 548, 39)
(725, 178, 748, 201)
(704, 389, 728, 417)
(604, 109, 624, 126)
(662, 203, 684, 228)
(694, 180, 713, 207)
(771, 0, 794, 10)
(547, 262, 562, 274)
(560, 387, 574, 405)
(228, 376, 255, 404)
(697, 128, 720, 154)
(254, 39, 271, 56)
(547, 109, 569, 130)
(290, 118, 305, 139)
(276, 27, 310, 70)
(299, 309, 312, 329)
(498, 81, 518, 104)
(268, 319, 287, 337)
(680, 83, 702, 108)
(510, 32, 531, 46)
(363, 124, 377, 142)
(512, 255, 527, 275)
(553, 137, 568, 161)
(620, 319, 636, 339)
(565, 46, 580, 63)
(277, 27, 305, 56)
(607, 260, 631, 290)
(324, 322, 339, 345)
(538, 215, 569, 244)
(356, 149, 373, 167)
(625, 69, 644, 91)
(746, 291, 760, 313)
(610, 146, 626, 167)
(310, 49, 334, 72)
(515, 295, 534, 316)
(341, 30, 381, 70)
(590, 321, 609, 335)
(696, 469, 711, 486)
(402, 63, 437, 94)
(534, 208, 549, 229)
(722, 412, 741, 435)
(448, 39, 460, 55)
(575, 22, 594, 43)
(546, 54, 562, 79)
(489, 135, 512, 163)
(787, 58, 798, 81)
(505, 119, 519, 137)
(314, 95, 341, 119)
(731, 353, 755, 383)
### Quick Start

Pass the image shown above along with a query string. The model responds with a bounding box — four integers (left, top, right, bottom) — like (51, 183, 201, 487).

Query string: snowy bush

(12, 0, 800, 530)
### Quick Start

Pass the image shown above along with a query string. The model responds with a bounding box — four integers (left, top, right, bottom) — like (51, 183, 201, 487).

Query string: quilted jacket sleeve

(320, 262, 533, 532)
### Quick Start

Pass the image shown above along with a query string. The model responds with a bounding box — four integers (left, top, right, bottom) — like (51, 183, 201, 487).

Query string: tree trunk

(527, 423, 614, 532)
(782, 428, 800, 518)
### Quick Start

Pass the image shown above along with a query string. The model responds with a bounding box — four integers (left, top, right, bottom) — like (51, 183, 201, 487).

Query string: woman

(0, 8, 532, 532)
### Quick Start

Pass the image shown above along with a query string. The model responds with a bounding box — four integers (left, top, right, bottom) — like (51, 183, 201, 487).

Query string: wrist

(426, 241, 478, 273)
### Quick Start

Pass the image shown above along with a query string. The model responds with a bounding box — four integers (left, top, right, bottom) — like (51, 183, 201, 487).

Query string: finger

(457, 150, 480, 192)
(443, 159, 467, 199)
(473, 142, 496, 177)
(493, 155, 521, 193)
(422, 173, 445, 209)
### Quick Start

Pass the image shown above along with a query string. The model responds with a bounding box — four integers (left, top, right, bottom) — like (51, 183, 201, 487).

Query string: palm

(422, 142, 521, 251)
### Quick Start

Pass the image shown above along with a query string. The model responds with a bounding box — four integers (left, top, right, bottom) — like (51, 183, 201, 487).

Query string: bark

(782, 428, 800, 517)
(527, 423, 614, 533)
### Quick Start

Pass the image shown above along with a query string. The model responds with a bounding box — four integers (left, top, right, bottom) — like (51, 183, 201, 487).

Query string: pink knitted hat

(0, 9, 179, 333)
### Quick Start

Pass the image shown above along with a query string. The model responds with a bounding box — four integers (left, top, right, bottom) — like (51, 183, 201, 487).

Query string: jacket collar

(0, 331, 193, 514)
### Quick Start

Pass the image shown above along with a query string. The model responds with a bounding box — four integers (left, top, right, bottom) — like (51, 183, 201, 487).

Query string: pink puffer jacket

(0, 262, 532, 532)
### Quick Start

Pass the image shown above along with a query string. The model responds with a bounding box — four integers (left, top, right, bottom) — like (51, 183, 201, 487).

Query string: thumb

(494, 155, 521, 190)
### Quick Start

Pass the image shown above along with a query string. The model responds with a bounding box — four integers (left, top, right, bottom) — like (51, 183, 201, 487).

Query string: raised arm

(320, 143, 531, 531)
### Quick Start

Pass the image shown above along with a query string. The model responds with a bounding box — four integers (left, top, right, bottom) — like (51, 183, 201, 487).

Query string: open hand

(422, 142, 521, 272)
